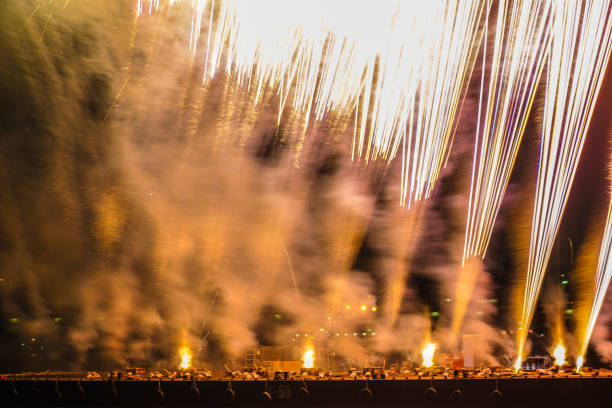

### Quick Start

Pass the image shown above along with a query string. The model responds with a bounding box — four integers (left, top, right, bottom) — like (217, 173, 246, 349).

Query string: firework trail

(395, 1, 483, 207)
(140, 0, 483, 208)
(451, 0, 552, 339)
(463, 0, 551, 263)
(516, 0, 612, 367)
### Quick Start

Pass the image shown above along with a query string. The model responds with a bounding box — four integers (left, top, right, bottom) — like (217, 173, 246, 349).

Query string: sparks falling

(140, 0, 484, 208)
(463, 0, 551, 263)
(517, 0, 612, 360)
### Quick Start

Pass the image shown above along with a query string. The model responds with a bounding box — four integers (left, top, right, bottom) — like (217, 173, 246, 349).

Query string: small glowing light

(553, 343, 566, 366)
(303, 348, 315, 368)
(361, 305, 366, 311)
(576, 356, 584, 372)
(179, 346, 192, 370)
(319, 328, 325, 332)
(346, 305, 351, 310)
(353, 333, 357, 336)
(422, 343, 435, 368)
(372, 307, 377, 311)
(430, 311, 440, 317)
(565, 309, 574, 315)
(561, 280, 568, 285)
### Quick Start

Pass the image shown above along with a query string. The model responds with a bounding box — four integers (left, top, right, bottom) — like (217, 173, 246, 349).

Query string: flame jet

(516, 0, 612, 364)
(552, 343, 566, 366)
(302, 346, 315, 368)
(422, 343, 436, 368)
(179, 345, 193, 370)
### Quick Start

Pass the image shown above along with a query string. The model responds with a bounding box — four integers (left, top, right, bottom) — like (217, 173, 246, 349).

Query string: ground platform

(2, 374, 611, 407)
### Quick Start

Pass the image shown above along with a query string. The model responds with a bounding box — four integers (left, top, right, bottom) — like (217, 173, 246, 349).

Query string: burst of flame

(514, 356, 522, 372)
(552, 343, 566, 366)
(576, 355, 584, 372)
(302, 347, 315, 369)
(179, 346, 192, 370)
(422, 343, 435, 368)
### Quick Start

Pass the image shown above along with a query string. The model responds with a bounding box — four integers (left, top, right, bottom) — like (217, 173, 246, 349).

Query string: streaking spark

(517, 0, 612, 363)
(463, 0, 551, 263)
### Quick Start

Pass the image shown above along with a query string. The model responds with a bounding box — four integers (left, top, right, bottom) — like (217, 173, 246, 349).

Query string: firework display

(517, 0, 612, 366)
(3, 0, 612, 395)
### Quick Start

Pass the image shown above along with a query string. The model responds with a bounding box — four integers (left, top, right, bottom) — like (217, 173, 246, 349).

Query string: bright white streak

(463, 0, 552, 263)
(399, 1, 484, 208)
(517, 0, 612, 360)
(140, 0, 483, 208)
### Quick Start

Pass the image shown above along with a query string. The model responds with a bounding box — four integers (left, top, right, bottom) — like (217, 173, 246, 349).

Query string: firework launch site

(2, 368, 612, 407)
(2, 342, 612, 407)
